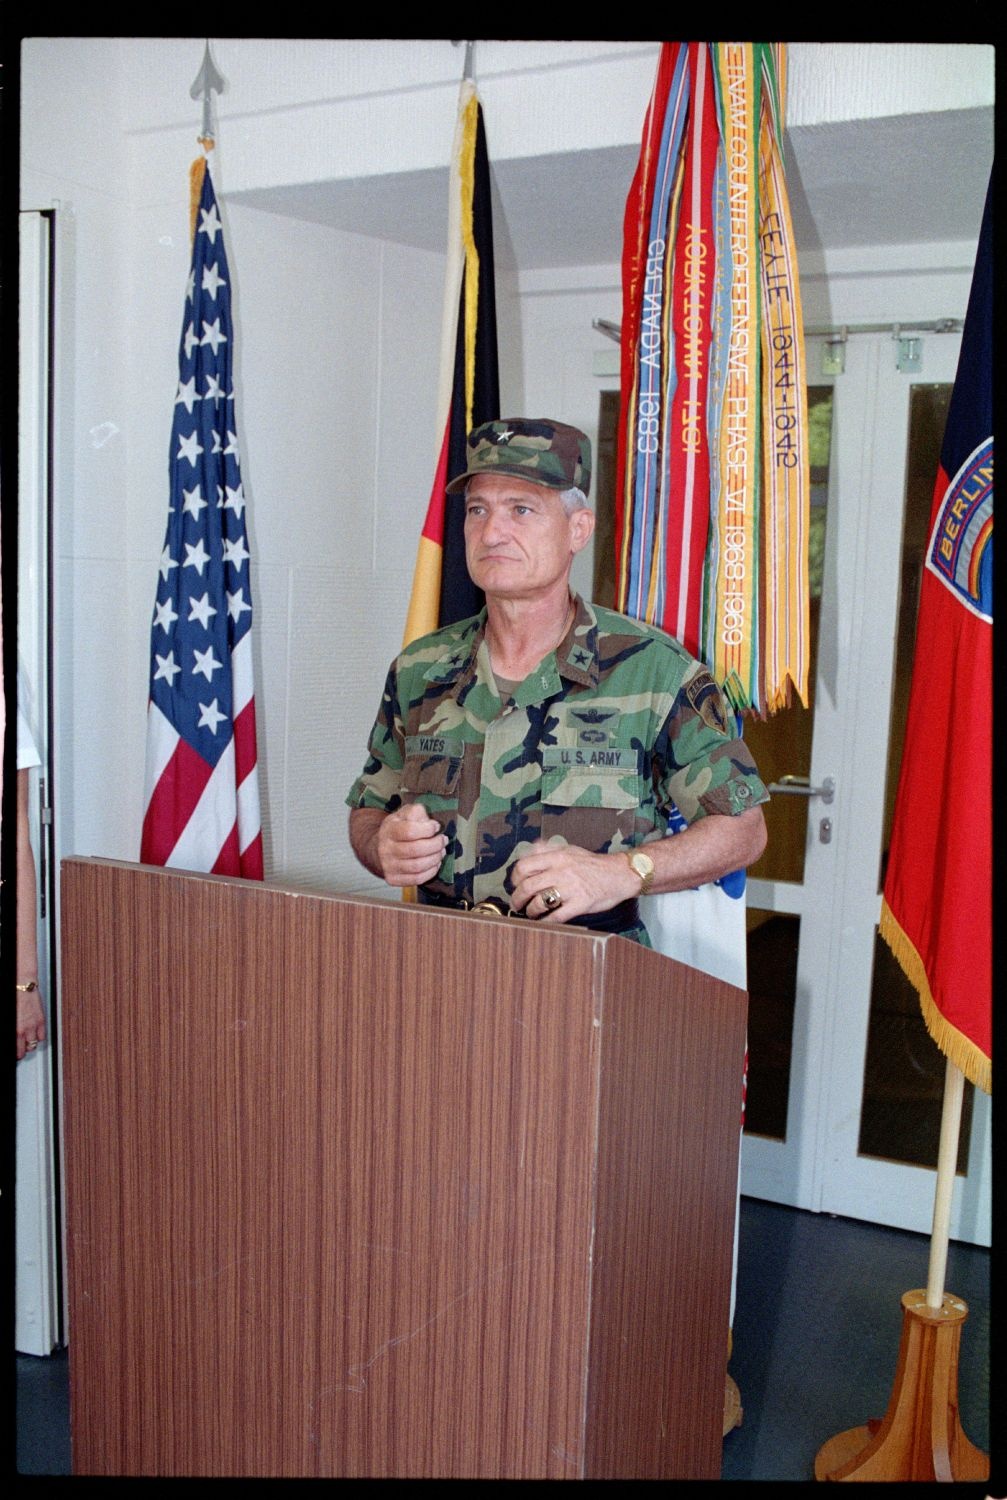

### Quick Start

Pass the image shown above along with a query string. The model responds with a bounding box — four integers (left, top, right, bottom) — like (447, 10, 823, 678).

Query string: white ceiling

(231, 106, 993, 270)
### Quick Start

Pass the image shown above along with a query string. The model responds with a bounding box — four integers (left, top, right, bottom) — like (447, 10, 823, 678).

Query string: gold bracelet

(16, 980, 39, 993)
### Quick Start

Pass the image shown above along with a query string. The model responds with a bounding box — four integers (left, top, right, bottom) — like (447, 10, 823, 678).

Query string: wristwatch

(626, 849, 655, 895)
(16, 980, 39, 992)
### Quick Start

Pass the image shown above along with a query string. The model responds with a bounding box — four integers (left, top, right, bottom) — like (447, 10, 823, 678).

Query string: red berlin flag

(879, 180, 991, 1094)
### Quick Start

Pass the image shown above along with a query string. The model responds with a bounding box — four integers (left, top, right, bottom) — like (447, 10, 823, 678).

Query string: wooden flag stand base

(723, 1375, 742, 1436)
(814, 1289, 988, 1481)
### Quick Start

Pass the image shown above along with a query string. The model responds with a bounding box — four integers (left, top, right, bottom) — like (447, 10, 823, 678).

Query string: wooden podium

(60, 858, 747, 1479)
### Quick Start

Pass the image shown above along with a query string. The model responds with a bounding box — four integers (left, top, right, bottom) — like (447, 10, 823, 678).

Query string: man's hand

(349, 803, 447, 887)
(17, 988, 46, 1061)
(510, 841, 638, 923)
(510, 806, 767, 924)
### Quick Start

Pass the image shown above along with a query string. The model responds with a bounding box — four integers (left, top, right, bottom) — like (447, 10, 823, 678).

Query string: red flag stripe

(239, 830, 264, 880)
(160, 735, 238, 873)
(140, 731, 214, 866)
(421, 420, 451, 546)
(232, 696, 258, 785)
(211, 821, 241, 876)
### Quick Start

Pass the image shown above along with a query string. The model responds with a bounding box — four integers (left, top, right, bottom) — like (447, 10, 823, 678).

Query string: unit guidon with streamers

(615, 41, 809, 717)
(140, 165, 263, 878)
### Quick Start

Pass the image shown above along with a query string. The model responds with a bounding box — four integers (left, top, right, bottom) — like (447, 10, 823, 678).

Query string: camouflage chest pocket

(402, 735, 465, 883)
(539, 744, 644, 852)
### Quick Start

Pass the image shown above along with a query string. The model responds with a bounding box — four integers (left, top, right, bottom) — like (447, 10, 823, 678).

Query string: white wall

(20, 42, 457, 886)
(17, 36, 993, 896)
(224, 210, 447, 888)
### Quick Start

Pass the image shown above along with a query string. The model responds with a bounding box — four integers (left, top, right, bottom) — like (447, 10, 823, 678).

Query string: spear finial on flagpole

(451, 40, 475, 81)
(190, 39, 224, 148)
(188, 41, 224, 242)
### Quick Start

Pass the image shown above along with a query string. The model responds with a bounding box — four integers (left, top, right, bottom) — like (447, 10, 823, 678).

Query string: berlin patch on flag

(926, 437, 993, 623)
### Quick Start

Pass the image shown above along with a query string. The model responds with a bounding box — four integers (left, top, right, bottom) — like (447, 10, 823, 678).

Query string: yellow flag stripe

(458, 91, 480, 434)
(402, 535, 444, 650)
(402, 79, 473, 648)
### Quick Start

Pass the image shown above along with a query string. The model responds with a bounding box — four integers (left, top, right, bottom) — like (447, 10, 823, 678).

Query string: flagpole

(925, 1056, 965, 1307)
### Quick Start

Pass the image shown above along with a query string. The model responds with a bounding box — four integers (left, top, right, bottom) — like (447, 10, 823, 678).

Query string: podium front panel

(61, 859, 744, 1478)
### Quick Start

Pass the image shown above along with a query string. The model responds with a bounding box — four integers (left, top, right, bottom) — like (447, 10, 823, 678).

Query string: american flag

(140, 164, 263, 878)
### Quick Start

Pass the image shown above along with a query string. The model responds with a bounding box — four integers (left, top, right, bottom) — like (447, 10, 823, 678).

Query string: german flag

(403, 79, 499, 645)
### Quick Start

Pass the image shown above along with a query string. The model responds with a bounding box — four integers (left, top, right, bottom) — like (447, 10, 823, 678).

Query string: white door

(739, 330, 991, 1246)
(16, 209, 62, 1352)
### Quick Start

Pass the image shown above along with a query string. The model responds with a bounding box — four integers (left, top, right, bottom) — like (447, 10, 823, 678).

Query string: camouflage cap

(445, 417, 591, 498)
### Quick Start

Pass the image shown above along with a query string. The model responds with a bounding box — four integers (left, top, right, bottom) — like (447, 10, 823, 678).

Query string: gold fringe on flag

(189, 139, 214, 243)
(879, 899, 991, 1095)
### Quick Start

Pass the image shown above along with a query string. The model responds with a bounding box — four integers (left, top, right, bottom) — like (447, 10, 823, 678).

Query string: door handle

(766, 774, 835, 805)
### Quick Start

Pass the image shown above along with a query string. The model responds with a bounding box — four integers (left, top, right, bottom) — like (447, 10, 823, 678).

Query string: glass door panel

(859, 929, 972, 1172)
(744, 912, 799, 1141)
(857, 380, 973, 1175)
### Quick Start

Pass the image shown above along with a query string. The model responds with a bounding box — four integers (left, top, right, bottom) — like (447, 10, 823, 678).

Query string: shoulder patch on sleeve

(685, 670, 731, 736)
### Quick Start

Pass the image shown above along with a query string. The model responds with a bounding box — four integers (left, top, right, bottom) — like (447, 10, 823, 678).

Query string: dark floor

(721, 1198, 990, 1481)
(15, 1197, 991, 1480)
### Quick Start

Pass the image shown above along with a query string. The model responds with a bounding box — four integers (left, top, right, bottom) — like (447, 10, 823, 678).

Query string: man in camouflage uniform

(347, 417, 768, 943)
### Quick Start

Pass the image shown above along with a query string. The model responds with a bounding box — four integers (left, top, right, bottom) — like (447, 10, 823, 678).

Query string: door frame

(740, 330, 990, 1246)
(16, 208, 63, 1352)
